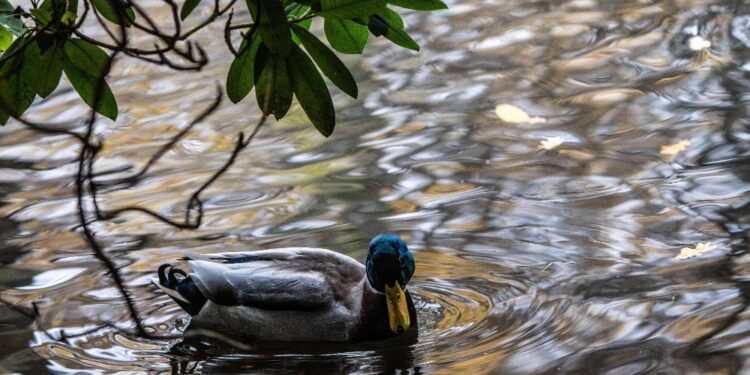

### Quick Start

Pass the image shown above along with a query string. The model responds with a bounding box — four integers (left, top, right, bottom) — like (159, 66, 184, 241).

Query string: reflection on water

(2, 0, 750, 373)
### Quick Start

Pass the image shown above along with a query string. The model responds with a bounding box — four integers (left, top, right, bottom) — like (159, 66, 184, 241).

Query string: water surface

(2, 0, 750, 373)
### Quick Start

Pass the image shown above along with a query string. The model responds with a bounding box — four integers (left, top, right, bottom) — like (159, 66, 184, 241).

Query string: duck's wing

(187, 248, 365, 312)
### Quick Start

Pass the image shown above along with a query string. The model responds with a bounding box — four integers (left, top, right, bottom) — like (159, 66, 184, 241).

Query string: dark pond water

(2, 0, 750, 373)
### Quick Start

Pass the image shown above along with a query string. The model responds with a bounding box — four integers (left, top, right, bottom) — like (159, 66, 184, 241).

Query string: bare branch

(7, 0, 273, 342)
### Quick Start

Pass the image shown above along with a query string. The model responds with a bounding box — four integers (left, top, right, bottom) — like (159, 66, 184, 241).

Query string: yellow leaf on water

(674, 242, 718, 260)
(568, 88, 643, 107)
(495, 104, 545, 124)
(660, 140, 690, 158)
(688, 36, 711, 51)
(539, 136, 565, 150)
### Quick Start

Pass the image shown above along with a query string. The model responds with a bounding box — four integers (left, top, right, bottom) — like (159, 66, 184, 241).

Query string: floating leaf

(388, 0, 447, 10)
(687, 36, 711, 51)
(181, 0, 201, 20)
(539, 136, 564, 151)
(324, 19, 368, 54)
(291, 24, 358, 98)
(660, 139, 690, 158)
(317, 0, 386, 19)
(287, 44, 335, 137)
(495, 103, 545, 124)
(568, 88, 642, 107)
(674, 242, 718, 260)
(91, 0, 136, 26)
(226, 37, 262, 103)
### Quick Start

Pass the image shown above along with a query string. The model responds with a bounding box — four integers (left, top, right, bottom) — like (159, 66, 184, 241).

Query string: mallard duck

(155, 233, 417, 342)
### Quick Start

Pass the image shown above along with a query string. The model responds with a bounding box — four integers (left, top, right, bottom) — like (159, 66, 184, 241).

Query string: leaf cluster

(0, 0, 124, 123)
(0, 0, 446, 135)
(222, 0, 446, 136)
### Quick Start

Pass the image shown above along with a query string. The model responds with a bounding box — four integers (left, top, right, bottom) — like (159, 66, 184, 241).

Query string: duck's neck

(357, 278, 419, 341)
(356, 278, 392, 341)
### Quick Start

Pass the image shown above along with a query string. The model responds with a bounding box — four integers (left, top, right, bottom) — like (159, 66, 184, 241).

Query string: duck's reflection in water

(168, 328, 419, 374)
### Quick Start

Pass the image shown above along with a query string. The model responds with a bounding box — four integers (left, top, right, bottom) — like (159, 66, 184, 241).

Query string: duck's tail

(153, 264, 207, 316)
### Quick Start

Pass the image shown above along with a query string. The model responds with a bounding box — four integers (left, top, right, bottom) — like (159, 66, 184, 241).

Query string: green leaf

(324, 19, 367, 54)
(35, 42, 63, 98)
(316, 0, 386, 19)
(287, 4, 311, 45)
(40, 0, 62, 13)
(63, 38, 111, 78)
(91, 0, 136, 27)
(30, 9, 53, 26)
(226, 36, 262, 103)
(255, 53, 293, 119)
(0, 0, 25, 36)
(38, 0, 78, 25)
(287, 3, 310, 16)
(0, 25, 11, 52)
(62, 61, 118, 120)
(291, 18, 312, 45)
(0, 108, 8, 125)
(180, 0, 201, 20)
(253, 43, 270, 78)
(35, 0, 80, 26)
(0, 37, 41, 117)
(33, 32, 55, 52)
(388, 0, 446, 10)
(291, 24, 357, 98)
(247, 0, 291, 56)
(287, 44, 334, 137)
(62, 40, 118, 120)
(61, 10, 77, 25)
(368, 10, 419, 51)
(289, 0, 317, 5)
(381, 6, 403, 27)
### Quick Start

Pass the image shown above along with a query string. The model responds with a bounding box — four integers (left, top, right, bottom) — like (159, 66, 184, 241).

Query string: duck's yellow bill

(385, 282, 410, 334)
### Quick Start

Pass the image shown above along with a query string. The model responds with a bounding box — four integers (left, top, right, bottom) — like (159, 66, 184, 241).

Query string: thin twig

(8, 0, 271, 343)
(95, 85, 224, 189)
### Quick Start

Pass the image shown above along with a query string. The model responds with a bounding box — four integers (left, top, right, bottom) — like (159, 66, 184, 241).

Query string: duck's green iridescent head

(366, 233, 415, 334)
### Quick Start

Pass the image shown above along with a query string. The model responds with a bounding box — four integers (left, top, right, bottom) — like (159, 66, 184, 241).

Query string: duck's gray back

(185, 247, 367, 341)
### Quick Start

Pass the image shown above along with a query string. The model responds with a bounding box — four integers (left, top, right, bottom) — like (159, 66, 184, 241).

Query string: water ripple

(0, 0, 749, 373)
